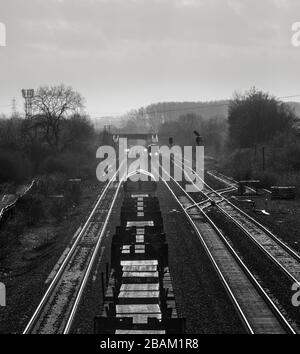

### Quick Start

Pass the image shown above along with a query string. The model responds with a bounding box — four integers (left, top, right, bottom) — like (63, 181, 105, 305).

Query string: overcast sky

(0, 0, 300, 117)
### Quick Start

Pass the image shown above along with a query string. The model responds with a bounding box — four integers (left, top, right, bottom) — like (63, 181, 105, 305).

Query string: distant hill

(143, 100, 300, 122)
(119, 100, 229, 132)
(119, 99, 300, 132)
(143, 100, 229, 123)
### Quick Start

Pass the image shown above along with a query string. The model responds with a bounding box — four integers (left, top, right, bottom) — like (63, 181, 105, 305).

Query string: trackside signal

(196, 136, 203, 146)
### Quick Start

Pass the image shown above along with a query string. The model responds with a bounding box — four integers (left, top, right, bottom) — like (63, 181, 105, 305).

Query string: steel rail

(23, 167, 122, 334)
(63, 177, 123, 333)
(174, 158, 300, 284)
(159, 163, 295, 334)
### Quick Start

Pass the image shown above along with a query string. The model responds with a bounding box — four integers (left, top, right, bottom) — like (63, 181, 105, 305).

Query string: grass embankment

(0, 175, 103, 333)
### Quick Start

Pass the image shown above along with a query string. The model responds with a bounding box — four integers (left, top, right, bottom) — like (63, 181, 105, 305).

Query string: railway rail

(21, 147, 299, 334)
(171, 157, 300, 285)
(207, 170, 271, 194)
(23, 171, 123, 334)
(158, 162, 296, 334)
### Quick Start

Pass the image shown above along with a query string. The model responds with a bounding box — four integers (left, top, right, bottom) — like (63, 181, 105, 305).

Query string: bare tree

(32, 84, 85, 148)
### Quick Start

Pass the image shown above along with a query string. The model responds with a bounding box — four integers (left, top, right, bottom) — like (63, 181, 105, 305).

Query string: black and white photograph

(0, 0, 300, 343)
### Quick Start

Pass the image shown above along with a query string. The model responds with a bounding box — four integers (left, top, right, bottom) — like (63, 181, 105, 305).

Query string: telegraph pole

(21, 89, 34, 118)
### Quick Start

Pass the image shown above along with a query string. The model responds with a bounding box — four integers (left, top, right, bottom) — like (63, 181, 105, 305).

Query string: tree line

(223, 87, 300, 187)
(0, 84, 97, 185)
(120, 86, 300, 189)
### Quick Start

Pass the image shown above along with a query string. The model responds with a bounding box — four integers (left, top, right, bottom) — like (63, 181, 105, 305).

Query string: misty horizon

(0, 0, 300, 118)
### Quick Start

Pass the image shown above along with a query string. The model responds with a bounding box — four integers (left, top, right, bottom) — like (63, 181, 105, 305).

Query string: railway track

(20, 149, 299, 334)
(216, 200, 300, 283)
(172, 157, 300, 285)
(23, 171, 123, 334)
(158, 163, 295, 334)
(207, 170, 238, 189)
(207, 170, 271, 194)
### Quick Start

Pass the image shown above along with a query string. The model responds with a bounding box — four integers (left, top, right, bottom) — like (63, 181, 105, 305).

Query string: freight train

(94, 179, 185, 334)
